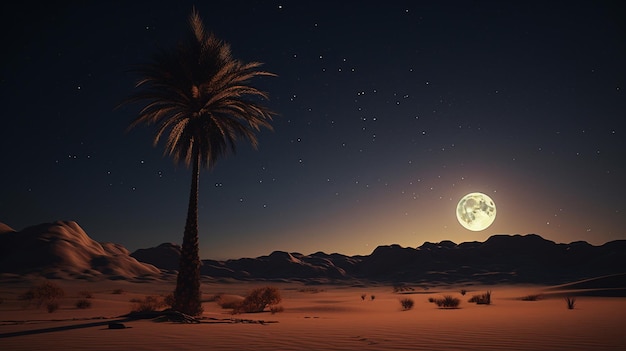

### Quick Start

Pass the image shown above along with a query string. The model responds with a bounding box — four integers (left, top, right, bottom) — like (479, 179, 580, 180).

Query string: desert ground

(1, 276, 625, 351)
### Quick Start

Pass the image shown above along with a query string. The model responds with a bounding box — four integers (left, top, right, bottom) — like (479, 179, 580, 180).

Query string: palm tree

(123, 9, 276, 316)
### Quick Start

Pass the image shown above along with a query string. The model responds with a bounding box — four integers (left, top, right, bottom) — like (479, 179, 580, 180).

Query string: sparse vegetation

(239, 287, 282, 313)
(19, 281, 65, 311)
(468, 291, 491, 305)
(400, 298, 414, 310)
(393, 285, 415, 293)
(131, 295, 167, 313)
(224, 287, 283, 314)
(565, 296, 576, 309)
(430, 295, 460, 309)
(164, 292, 175, 308)
(76, 299, 92, 309)
(521, 294, 541, 301)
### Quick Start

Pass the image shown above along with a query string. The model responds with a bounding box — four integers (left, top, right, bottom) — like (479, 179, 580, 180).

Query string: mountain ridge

(1, 220, 624, 285)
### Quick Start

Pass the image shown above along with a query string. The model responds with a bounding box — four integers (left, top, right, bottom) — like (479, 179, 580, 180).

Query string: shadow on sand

(0, 317, 134, 338)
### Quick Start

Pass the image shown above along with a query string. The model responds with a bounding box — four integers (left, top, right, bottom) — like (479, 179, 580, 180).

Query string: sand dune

(0, 221, 160, 280)
(541, 273, 626, 297)
(0, 279, 625, 350)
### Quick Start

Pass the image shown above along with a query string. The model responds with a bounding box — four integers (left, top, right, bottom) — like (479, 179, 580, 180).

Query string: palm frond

(122, 9, 276, 169)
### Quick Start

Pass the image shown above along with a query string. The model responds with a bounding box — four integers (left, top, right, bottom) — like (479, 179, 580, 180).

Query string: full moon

(456, 192, 497, 231)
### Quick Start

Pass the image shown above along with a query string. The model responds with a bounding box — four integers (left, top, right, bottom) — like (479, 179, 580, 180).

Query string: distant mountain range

(1, 221, 625, 285)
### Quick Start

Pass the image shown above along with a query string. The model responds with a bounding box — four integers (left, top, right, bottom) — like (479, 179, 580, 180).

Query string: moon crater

(456, 192, 496, 231)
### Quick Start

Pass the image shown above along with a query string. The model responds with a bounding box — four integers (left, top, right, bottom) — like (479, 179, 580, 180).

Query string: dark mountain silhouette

(131, 243, 181, 271)
(1, 221, 624, 285)
(133, 233, 626, 285)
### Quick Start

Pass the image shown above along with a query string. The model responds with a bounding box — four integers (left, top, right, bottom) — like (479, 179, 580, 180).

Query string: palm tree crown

(123, 9, 276, 316)
(126, 9, 275, 169)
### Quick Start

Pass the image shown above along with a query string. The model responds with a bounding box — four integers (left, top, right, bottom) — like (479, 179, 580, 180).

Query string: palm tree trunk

(173, 150, 203, 316)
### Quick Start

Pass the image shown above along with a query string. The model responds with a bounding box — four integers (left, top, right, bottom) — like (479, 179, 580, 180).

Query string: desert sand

(1, 277, 625, 351)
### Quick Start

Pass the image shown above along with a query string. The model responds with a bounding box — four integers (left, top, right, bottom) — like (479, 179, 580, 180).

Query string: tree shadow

(0, 317, 133, 338)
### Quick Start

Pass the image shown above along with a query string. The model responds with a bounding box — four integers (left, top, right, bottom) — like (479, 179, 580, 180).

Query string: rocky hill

(0, 221, 161, 280)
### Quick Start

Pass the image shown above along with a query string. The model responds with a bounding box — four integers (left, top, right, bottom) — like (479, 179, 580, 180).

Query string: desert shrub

(78, 290, 93, 298)
(521, 294, 541, 301)
(112, 288, 125, 295)
(361, 293, 367, 300)
(431, 295, 460, 308)
(163, 292, 175, 308)
(235, 286, 282, 313)
(76, 299, 92, 309)
(565, 296, 576, 310)
(393, 285, 415, 293)
(46, 301, 60, 313)
(19, 281, 65, 310)
(468, 291, 491, 305)
(131, 295, 166, 313)
(400, 298, 414, 310)
(370, 295, 376, 301)
(460, 289, 467, 296)
(427, 297, 435, 303)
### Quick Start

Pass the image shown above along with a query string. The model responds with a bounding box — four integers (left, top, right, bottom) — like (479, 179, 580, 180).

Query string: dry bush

(430, 295, 460, 308)
(565, 296, 576, 309)
(163, 292, 175, 308)
(460, 289, 467, 296)
(232, 286, 282, 314)
(131, 295, 166, 313)
(361, 293, 366, 300)
(468, 291, 491, 305)
(76, 299, 92, 309)
(19, 281, 65, 310)
(393, 285, 415, 293)
(400, 298, 414, 310)
(521, 294, 541, 301)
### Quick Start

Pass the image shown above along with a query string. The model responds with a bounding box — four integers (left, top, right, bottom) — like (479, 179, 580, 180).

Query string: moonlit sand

(1, 277, 625, 351)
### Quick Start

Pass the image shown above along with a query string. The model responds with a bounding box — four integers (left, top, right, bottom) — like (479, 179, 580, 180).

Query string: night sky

(2, 1, 624, 260)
